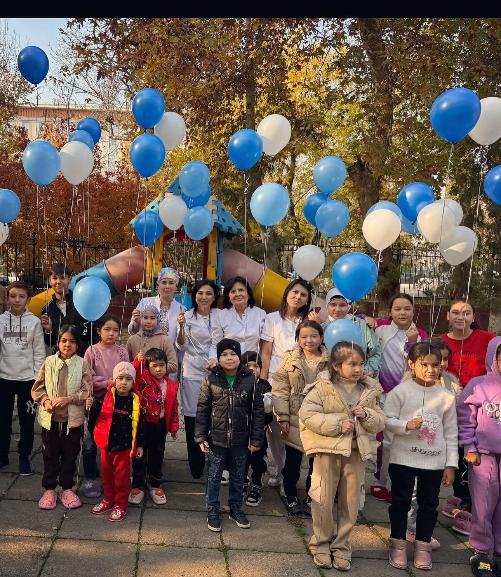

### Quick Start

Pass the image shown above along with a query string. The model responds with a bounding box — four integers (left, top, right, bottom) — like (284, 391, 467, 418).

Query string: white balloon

(362, 209, 401, 251)
(257, 114, 291, 156)
(439, 226, 478, 266)
(443, 198, 463, 225)
(292, 245, 325, 281)
(417, 200, 457, 243)
(468, 97, 501, 146)
(0, 223, 9, 246)
(60, 141, 94, 185)
(154, 112, 186, 151)
(158, 195, 188, 231)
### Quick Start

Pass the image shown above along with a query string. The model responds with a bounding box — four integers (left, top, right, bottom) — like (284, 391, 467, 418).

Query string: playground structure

(28, 175, 325, 318)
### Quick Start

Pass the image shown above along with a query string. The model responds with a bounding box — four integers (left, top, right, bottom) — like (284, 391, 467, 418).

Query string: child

(457, 336, 501, 577)
(195, 338, 264, 532)
(241, 351, 273, 507)
(126, 305, 177, 375)
(372, 293, 428, 502)
(299, 341, 385, 570)
(40, 263, 95, 355)
(92, 362, 142, 522)
(128, 348, 179, 505)
(32, 325, 91, 510)
(385, 341, 457, 571)
(81, 314, 129, 498)
(0, 281, 46, 474)
(272, 320, 330, 515)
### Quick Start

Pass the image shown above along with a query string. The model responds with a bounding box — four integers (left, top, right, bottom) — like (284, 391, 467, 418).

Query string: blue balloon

(132, 87, 165, 129)
(315, 199, 350, 237)
(367, 200, 402, 220)
(401, 214, 418, 235)
(323, 319, 364, 352)
(76, 117, 101, 145)
(484, 165, 501, 206)
(133, 211, 164, 247)
(73, 276, 111, 322)
(183, 206, 214, 240)
(69, 130, 95, 150)
(228, 129, 263, 171)
(182, 186, 211, 208)
(430, 87, 481, 144)
(303, 192, 328, 226)
(397, 182, 435, 223)
(179, 161, 210, 198)
(129, 134, 165, 178)
(250, 183, 290, 227)
(22, 140, 61, 186)
(0, 189, 21, 224)
(313, 156, 347, 194)
(18, 46, 49, 85)
(332, 252, 378, 302)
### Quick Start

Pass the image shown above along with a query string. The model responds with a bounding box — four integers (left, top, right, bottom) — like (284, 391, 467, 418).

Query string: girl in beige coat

(299, 341, 385, 571)
(272, 320, 330, 515)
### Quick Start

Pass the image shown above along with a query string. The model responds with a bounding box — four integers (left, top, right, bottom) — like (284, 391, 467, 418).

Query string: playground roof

(129, 177, 244, 239)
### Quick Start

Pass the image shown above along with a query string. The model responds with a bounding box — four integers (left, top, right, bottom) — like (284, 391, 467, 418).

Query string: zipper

(228, 390, 233, 447)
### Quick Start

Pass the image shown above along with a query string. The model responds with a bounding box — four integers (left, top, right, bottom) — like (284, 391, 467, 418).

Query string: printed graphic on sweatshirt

(2, 328, 29, 348)
(410, 411, 442, 457)
(484, 400, 501, 424)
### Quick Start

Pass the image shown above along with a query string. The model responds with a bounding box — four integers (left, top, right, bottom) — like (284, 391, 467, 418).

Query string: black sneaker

(229, 508, 250, 528)
(19, 458, 34, 476)
(493, 554, 501, 577)
(302, 496, 312, 516)
(286, 496, 301, 516)
(470, 554, 494, 577)
(245, 484, 262, 507)
(207, 513, 221, 532)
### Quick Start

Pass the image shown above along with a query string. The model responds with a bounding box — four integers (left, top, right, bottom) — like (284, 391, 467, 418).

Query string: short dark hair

(145, 348, 168, 367)
(278, 279, 312, 321)
(430, 337, 452, 357)
(6, 280, 31, 298)
(241, 350, 262, 368)
(389, 292, 414, 310)
(191, 279, 220, 315)
(222, 276, 255, 309)
(408, 341, 442, 363)
(58, 324, 80, 346)
(49, 263, 72, 277)
(295, 319, 324, 340)
(97, 314, 121, 330)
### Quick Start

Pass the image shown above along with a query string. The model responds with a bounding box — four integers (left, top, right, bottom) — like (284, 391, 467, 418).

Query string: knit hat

(113, 362, 136, 381)
(157, 267, 180, 285)
(217, 338, 241, 360)
(325, 287, 352, 305)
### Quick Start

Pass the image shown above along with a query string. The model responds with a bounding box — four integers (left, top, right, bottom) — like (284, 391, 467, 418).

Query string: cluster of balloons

(0, 189, 21, 247)
(227, 114, 291, 171)
(73, 276, 111, 322)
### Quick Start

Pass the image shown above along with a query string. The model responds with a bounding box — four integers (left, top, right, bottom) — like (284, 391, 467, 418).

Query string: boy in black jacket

(195, 339, 264, 533)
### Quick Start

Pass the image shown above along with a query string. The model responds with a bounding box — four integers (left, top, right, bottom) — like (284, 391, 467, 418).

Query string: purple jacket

(457, 336, 501, 454)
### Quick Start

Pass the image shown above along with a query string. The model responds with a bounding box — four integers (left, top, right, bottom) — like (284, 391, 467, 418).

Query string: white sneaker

(128, 488, 145, 504)
(220, 470, 229, 485)
(149, 487, 167, 505)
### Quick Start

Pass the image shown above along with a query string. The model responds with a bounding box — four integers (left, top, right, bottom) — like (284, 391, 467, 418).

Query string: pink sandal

(38, 489, 58, 510)
(59, 489, 82, 509)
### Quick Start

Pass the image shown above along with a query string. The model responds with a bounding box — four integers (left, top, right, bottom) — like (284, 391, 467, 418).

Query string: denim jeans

(206, 444, 248, 514)
(82, 419, 99, 479)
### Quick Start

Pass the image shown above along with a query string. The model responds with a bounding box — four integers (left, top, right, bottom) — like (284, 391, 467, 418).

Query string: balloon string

(372, 251, 382, 318)
(243, 172, 250, 257)
(259, 227, 269, 311)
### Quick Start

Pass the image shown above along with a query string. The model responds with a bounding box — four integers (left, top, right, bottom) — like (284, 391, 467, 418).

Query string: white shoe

(149, 487, 167, 505)
(220, 470, 229, 485)
(128, 488, 145, 504)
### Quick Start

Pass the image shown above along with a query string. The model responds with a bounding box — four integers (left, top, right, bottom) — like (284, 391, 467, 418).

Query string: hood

(485, 336, 501, 374)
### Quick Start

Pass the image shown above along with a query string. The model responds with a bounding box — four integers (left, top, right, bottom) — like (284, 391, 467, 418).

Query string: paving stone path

(0, 419, 473, 577)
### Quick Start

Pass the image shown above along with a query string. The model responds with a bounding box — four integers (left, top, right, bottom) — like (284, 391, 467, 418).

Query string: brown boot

(389, 537, 408, 569)
(414, 540, 432, 570)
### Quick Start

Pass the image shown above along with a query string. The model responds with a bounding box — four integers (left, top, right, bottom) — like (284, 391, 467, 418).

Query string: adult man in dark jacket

(195, 338, 264, 532)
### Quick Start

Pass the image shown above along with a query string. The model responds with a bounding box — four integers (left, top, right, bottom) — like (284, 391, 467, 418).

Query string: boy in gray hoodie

(0, 281, 46, 475)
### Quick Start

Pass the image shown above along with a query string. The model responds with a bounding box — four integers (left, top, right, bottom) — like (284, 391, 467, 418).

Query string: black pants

(453, 447, 471, 509)
(245, 436, 268, 487)
(132, 421, 166, 489)
(184, 416, 205, 479)
(0, 379, 36, 462)
(282, 444, 313, 498)
(389, 463, 443, 542)
(41, 421, 82, 490)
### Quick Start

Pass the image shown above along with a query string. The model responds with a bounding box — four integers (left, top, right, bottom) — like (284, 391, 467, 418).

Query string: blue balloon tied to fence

(397, 182, 435, 223)
(18, 46, 49, 85)
(332, 252, 378, 302)
(483, 165, 501, 206)
(0, 189, 21, 224)
(324, 319, 364, 352)
(228, 129, 263, 171)
(313, 156, 347, 194)
(179, 161, 210, 198)
(250, 183, 290, 227)
(367, 200, 402, 220)
(303, 192, 328, 226)
(22, 140, 61, 186)
(315, 199, 350, 237)
(132, 87, 165, 129)
(183, 206, 214, 240)
(129, 134, 165, 178)
(133, 211, 164, 247)
(69, 130, 95, 150)
(76, 117, 102, 145)
(430, 87, 481, 144)
(73, 276, 111, 322)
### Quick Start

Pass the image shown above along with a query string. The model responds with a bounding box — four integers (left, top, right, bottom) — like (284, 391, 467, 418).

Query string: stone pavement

(0, 419, 473, 577)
